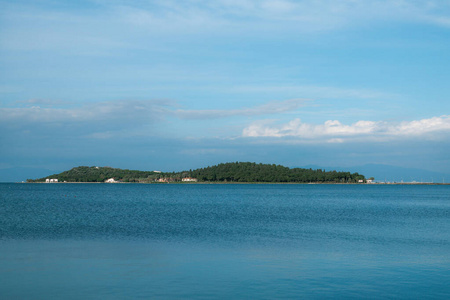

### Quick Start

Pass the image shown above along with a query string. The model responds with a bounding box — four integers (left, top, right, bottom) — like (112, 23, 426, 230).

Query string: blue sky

(1, 0, 449, 181)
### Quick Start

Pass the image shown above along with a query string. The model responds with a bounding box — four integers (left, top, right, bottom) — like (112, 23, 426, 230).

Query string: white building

(182, 177, 198, 182)
(46, 178, 58, 183)
(105, 178, 117, 183)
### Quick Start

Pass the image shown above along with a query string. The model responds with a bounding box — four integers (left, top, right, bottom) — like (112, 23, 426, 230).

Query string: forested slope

(28, 162, 366, 183)
(190, 162, 365, 183)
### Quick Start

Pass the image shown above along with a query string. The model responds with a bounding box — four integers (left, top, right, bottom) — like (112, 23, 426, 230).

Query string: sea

(1, 183, 449, 299)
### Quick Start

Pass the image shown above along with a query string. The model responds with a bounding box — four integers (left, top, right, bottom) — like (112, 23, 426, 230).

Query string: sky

(1, 0, 449, 182)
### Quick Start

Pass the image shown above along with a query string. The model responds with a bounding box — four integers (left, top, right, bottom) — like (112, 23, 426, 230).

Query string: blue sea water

(1, 183, 449, 299)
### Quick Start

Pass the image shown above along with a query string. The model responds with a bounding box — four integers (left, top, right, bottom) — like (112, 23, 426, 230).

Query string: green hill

(27, 166, 159, 183)
(190, 162, 365, 183)
(28, 162, 366, 183)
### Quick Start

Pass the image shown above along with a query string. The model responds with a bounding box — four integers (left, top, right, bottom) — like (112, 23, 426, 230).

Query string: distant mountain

(302, 164, 449, 183)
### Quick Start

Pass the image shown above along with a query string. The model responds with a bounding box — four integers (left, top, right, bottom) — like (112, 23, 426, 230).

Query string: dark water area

(1, 183, 449, 299)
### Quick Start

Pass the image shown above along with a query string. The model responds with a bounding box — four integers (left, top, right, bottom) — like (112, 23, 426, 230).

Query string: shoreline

(19, 182, 450, 185)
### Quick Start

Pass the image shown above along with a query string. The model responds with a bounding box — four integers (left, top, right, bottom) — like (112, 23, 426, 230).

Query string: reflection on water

(1, 183, 449, 298)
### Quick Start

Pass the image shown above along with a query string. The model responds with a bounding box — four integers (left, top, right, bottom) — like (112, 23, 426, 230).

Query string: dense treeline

(189, 162, 365, 183)
(28, 162, 366, 183)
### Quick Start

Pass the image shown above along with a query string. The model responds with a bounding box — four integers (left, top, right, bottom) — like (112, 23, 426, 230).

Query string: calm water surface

(1, 183, 449, 299)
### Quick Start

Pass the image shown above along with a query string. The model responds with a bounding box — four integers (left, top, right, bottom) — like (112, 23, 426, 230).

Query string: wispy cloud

(228, 85, 397, 100)
(14, 99, 72, 107)
(1, 98, 307, 124)
(0, 100, 173, 126)
(0, 98, 311, 140)
(242, 115, 450, 142)
(3, 0, 450, 53)
(175, 99, 308, 119)
(114, 0, 450, 32)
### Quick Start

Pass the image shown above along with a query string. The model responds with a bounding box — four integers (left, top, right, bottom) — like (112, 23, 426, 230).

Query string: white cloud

(3, 98, 449, 144)
(242, 115, 450, 142)
(390, 115, 450, 135)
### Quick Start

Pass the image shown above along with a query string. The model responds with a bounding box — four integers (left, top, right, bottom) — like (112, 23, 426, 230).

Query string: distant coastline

(23, 181, 449, 185)
(26, 162, 450, 185)
(23, 182, 450, 185)
(27, 162, 370, 184)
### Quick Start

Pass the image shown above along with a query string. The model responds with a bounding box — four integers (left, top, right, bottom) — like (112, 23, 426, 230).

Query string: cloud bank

(0, 100, 174, 140)
(242, 115, 450, 142)
(3, 99, 449, 144)
(1, 98, 306, 126)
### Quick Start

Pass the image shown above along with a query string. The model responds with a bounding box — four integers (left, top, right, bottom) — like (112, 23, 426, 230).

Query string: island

(26, 162, 368, 184)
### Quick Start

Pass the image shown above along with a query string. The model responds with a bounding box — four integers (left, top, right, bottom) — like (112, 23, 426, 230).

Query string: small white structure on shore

(45, 178, 58, 183)
(105, 178, 118, 183)
(366, 179, 373, 183)
(358, 180, 364, 183)
(182, 177, 198, 182)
